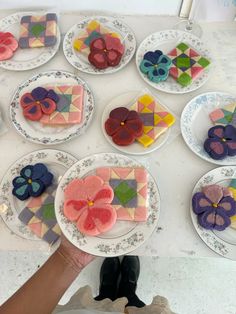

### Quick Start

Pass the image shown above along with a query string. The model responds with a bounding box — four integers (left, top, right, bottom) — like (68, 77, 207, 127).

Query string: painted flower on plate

(12, 163, 53, 201)
(140, 50, 172, 83)
(192, 184, 236, 231)
(105, 107, 144, 146)
(64, 175, 117, 236)
(20, 87, 59, 121)
(204, 125, 236, 160)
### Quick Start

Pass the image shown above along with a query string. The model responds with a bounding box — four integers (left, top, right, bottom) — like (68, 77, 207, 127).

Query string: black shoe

(118, 256, 145, 308)
(95, 257, 120, 301)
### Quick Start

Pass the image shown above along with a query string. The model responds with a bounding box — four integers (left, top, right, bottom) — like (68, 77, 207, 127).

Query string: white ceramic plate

(101, 91, 171, 155)
(0, 12, 60, 71)
(55, 153, 160, 257)
(136, 30, 212, 94)
(191, 166, 236, 260)
(181, 92, 236, 165)
(10, 70, 95, 145)
(0, 149, 77, 240)
(63, 16, 136, 74)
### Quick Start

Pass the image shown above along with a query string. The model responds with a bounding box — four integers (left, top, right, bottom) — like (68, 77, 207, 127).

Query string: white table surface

(0, 11, 236, 258)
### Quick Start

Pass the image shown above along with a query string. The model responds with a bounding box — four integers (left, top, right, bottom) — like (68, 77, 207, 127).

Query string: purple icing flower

(204, 125, 236, 160)
(192, 184, 236, 231)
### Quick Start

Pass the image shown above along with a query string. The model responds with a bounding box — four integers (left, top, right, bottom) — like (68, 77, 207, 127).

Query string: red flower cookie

(105, 107, 144, 146)
(88, 36, 124, 69)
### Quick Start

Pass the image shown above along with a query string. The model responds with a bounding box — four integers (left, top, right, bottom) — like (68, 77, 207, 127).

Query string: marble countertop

(0, 11, 236, 258)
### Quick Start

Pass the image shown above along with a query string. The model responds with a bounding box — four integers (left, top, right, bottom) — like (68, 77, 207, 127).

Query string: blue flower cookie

(12, 163, 53, 201)
(140, 50, 172, 83)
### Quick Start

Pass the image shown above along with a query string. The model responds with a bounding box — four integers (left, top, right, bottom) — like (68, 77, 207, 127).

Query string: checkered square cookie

(96, 167, 148, 222)
(19, 13, 57, 48)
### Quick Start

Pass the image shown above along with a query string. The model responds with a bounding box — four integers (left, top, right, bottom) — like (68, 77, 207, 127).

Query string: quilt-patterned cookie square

(96, 167, 148, 222)
(18, 186, 61, 244)
(19, 13, 57, 49)
(130, 94, 175, 147)
(167, 42, 210, 87)
(73, 20, 120, 55)
(209, 103, 236, 127)
(40, 85, 84, 125)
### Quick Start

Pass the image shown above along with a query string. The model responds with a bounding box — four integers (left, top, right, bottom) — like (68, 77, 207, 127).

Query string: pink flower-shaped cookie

(64, 175, 117, 236)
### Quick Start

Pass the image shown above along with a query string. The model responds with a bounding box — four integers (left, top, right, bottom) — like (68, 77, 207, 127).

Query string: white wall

(0, 0, 182, 15)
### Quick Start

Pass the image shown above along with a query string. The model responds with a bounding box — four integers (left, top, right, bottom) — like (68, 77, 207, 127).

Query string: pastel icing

(19, 13, 57, 48)
(40, 85, 84, 125)
(96, 167, 148, 222)
(209, 103, 236, 127)
(204, 125, 236, 160)
(18, 186, 61, 244)
(20, 87, 58, 121)
(12, 163, 53, 201)
(0, 32, 18, 61)
(228, 179, 236, 230)
(192, 184, 236, 231)
(105, 107, 143, 146)
(139, 50, 172, 83)
(73, 20, 121, 55)
(64, 175, 117, 236)
(88, 37, 124, 69)
(167, 42, 210, 87)
(130, 94, 175, 147)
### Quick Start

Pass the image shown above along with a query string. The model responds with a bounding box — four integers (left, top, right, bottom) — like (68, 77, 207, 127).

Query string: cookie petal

(218, 196, 236, 217)
(112, 127, 135, 146)
(192, 192, 212, 214)
(208, 125, 225, 139)
(204, 138, 227, 160)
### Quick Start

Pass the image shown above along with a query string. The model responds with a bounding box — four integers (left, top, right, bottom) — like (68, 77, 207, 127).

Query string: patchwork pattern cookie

(18, 187, 61, 244)
(130, 94, 175, 147)
(209, 103, 236, 127)
(167, 42, 210, 87)
(19, 13, 57, 48)
(73, 20, 120, 55)
(40, 85, 84, 125)
(96, 167, 148, 222)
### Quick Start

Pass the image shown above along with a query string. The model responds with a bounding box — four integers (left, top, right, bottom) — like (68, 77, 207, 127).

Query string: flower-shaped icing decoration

(204, 125, 236, 160)
(20, 87, 59, 121)
(105, 107, 144, 146)
(88, 36, 124, 69)
(64, 175, 117, 236)
(139, 50, 172, 83)
(0, 32, 18, 61)
(192, 184, 236, 231)
(12, 163, 53, 201)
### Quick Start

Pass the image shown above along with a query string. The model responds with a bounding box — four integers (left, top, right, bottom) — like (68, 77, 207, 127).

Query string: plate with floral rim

(181, 92, 236, 165)
(191, 166, 236, 260)
(136, 30, 212, 94)
(55, 152, 160, 257)
(63, 16, 136, 74)
(10, 70, 95, 145)
(0, 149, 77, 241)
(101, 91, 178, 155)
(0, 12, 61, 71)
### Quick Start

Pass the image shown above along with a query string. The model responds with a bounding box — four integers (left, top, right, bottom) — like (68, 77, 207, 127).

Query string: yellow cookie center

(212, 203, 218, 208)
(120, 121, 125, 126)
(36, 101, 40, 105)
(222, 138, 226, 142)
(28, 179, 32, 184)
(88, 201, 94, 206)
